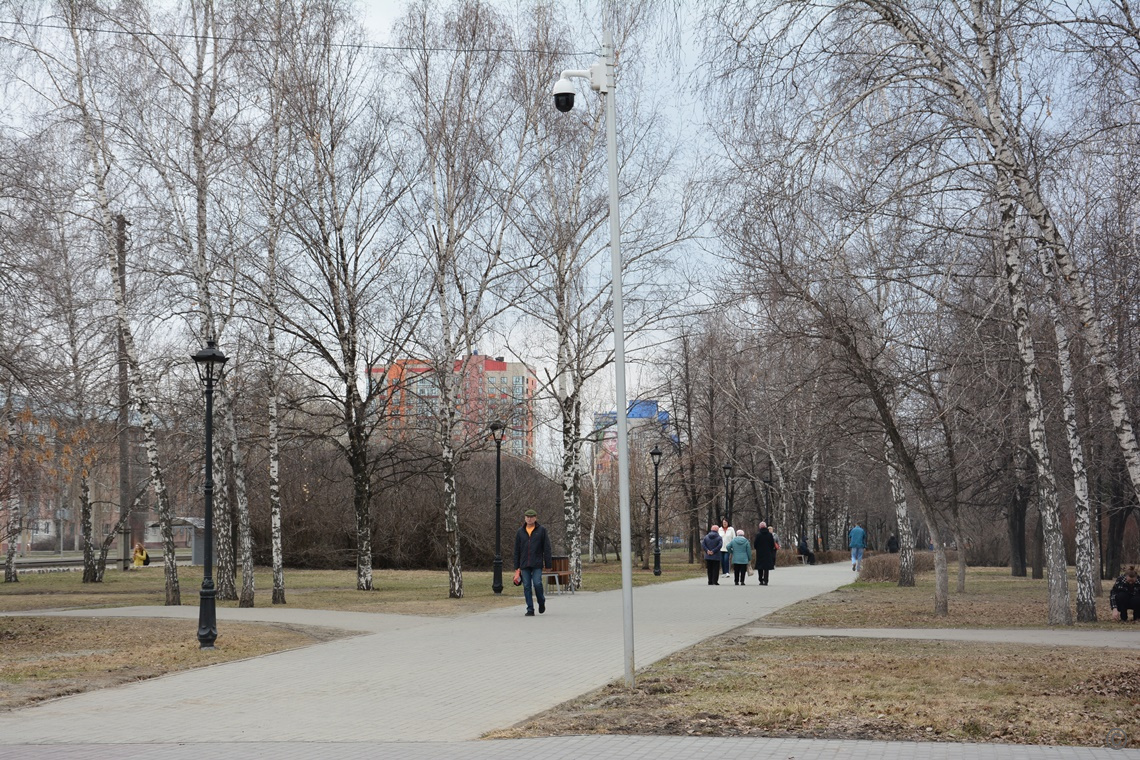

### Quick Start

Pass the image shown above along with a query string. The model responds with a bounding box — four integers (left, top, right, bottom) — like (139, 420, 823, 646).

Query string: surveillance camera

(553, 78, 575, 112)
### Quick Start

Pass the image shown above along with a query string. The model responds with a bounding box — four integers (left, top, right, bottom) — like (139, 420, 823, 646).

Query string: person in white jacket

(719, 517, 735, 577)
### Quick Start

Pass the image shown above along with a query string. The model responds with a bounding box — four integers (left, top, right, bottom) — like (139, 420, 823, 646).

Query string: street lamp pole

(553, 29, 635, 687)
(192, 340, 227, 650)
(490, 421, 505, 594)
(651, 447, 662, 576)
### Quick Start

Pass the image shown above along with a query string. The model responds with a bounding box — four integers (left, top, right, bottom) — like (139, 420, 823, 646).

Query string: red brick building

(372, 352, 537, 462)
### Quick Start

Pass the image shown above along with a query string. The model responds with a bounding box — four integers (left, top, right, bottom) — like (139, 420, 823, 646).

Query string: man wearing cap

(513, 509, 553, 616)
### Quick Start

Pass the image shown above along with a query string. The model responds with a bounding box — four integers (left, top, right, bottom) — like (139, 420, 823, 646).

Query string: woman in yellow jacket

(131, 542, 148, 568)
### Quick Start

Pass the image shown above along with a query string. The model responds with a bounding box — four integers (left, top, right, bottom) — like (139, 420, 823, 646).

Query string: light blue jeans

(521, 567, 546, 612)
(851, 547, 865, 568)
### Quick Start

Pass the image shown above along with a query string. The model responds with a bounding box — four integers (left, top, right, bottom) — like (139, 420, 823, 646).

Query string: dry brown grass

(484, 563, 1138, 746)
(766, 564, 1122, 629)
(486, 634, 1140, 746)
(0, 616, 348, 710)
(0, 552, 703, 616)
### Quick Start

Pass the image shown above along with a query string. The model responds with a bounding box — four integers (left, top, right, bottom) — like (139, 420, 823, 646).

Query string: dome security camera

(553, 77, 575, 112)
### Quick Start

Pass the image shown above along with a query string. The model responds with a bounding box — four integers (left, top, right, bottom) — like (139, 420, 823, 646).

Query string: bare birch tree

(271, 0, 415, 591)
(392, 0, 542, 598)
(7, 1, 183, 602)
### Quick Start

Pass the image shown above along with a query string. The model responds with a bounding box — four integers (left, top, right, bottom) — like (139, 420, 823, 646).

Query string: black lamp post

(192, 340, 227, 649)
(723, 463, 734, 524)
(650, 446, 662, 576)
(490, 420, 505, 594)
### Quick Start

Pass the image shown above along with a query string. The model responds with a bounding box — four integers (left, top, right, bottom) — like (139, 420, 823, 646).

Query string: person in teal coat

(728, 529, 752, 585)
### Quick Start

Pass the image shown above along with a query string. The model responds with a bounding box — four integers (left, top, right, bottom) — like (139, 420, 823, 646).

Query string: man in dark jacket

(1110, 565, 1140, 622)
(513, 509, 553, 616)
(701, 525, 723, 585)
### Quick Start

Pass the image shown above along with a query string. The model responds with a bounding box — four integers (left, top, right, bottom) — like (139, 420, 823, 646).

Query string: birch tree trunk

(222, 393, 254, 607)
(268, 354, 285, 602)
(559, 390, 583, 589)
(806, 450, 819, 551)
(259, 9, 287, 606)
(997, 170, 1072, 625)
(1042, 256, 1097, 621)
(441, 408, 463, 599)
(885, 434, 916, 587)
(212, 438, 236, 600)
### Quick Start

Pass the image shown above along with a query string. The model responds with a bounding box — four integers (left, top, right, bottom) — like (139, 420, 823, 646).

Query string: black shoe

(539, 602, 546, 614)
(524, 610, 535, 616)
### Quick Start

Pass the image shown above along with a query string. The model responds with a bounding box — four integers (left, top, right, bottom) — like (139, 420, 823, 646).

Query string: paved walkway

(1, 562, 1137, 759)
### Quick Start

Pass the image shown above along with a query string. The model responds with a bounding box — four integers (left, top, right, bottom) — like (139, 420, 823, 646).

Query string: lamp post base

(653, 549, 661, 576)
(198, 582, 218, 649)
(492, 556, 503, 595)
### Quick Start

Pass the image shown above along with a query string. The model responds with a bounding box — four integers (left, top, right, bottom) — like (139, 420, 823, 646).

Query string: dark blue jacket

(700, 531, 722, 559)
(513, 523, 552, 570)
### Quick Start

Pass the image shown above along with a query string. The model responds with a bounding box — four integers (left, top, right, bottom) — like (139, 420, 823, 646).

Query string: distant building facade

(372, 352, 538, 462)
(592, 399, 672, 477)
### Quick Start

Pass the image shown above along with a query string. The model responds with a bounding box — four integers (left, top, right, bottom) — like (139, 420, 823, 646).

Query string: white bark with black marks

(1042, 256, 1097, 621)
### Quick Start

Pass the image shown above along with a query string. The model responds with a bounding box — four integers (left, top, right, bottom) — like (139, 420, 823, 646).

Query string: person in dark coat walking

(887, 534, 900, 554)
(753, 522, 777, 586)
(512, 509, 552, 616)
(701, 524, 723, 585)
(1110, 565, 1140, 622)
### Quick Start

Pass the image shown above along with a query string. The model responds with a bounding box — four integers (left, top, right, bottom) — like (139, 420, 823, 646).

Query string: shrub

(857, 550, 959, 582)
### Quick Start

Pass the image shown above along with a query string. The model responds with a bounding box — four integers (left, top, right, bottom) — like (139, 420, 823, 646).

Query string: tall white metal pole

(602, 29, 635, 688)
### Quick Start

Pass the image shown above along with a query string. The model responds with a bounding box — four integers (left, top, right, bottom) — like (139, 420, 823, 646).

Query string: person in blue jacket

(513, 509, 552, 616)
(849, 522, 867, 572)
(701, 524, 723, 585)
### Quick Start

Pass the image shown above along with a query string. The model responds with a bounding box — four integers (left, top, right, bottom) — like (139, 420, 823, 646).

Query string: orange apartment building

(371, 352, 538, 462)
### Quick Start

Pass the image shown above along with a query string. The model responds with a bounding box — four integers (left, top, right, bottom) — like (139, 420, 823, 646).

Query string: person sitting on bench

(1111, 565, 1140, 623)
(797, 535, 816, 565)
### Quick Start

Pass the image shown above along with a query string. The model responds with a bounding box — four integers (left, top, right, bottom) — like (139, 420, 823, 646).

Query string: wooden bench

(543, 569, 575, 594)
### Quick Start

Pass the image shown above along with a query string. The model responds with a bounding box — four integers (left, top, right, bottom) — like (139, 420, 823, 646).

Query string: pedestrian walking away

(753, 522, 776, 586)
(886, 534, 899, 553)
(701, 524, 723, 585)
(513, 509, 552, 616)
(849, 522, 867, 572)
(1110, 564, 1140, 622)
(719, 517, 735, 577)
(728, 529, 752, 585)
